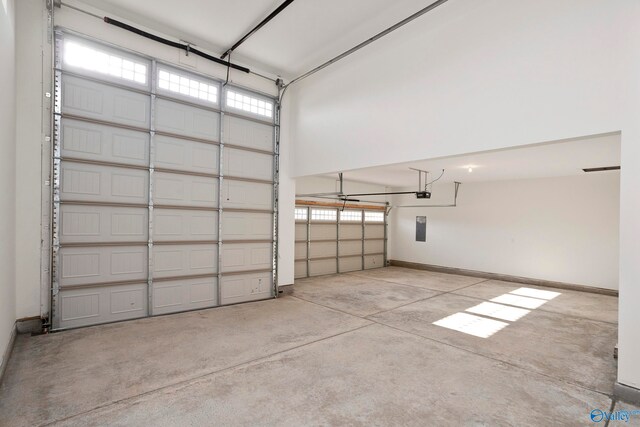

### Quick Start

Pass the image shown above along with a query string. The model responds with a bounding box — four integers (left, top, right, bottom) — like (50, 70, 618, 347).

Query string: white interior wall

(289, 0, 634, 177)
(0, 0, 17, 367)
(389, 174, 620, 290)
(288, 0, 640, 391)
(15, 0, 45, 320)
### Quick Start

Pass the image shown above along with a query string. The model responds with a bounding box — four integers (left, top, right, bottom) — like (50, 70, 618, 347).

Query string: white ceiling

(325, 133, 621, 188)
(76, 0, 440, 78)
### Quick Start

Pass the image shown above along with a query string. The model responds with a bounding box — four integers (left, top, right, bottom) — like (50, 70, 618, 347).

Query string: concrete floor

(0, 266, 632, 426)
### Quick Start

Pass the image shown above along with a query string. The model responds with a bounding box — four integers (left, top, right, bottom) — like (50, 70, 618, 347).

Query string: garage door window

(340, 210, 362, 222)
(311, 209, 337, 222)
(364, 211, 384, 222)
(64, 39, 148, 85)
(158, 68, 218, 104)
(226, 90, 273, 119)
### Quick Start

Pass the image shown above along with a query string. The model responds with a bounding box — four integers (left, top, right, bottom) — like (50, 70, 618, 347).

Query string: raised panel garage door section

(52, 33, 276, 329)
(294, 205, 387, 278)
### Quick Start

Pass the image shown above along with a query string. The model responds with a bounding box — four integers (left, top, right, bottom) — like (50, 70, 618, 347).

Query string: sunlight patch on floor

(433, 287, 562, 338)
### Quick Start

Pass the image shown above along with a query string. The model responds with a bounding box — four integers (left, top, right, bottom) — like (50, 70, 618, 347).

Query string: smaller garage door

(294, 204, 387, 278)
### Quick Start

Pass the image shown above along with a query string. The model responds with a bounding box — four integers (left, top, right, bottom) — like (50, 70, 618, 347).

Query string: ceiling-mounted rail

(284, 0, 449, 89)
(220, 0, 296, 60)
(394, 181, 462, 208)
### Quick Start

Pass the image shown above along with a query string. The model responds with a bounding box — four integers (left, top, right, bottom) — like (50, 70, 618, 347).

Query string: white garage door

(294, 205, 387, 278)
(52, 33, 276, 329)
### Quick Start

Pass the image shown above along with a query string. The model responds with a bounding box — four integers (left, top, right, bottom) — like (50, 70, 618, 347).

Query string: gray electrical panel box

(416, 216, 426, 242)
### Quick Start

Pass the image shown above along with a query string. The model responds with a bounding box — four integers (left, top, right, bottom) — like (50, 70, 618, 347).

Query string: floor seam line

(345, 272, 486, 292)
(364, 279, 491, 317)
(367, 319, 614, 399)
(38, 323, 375, 427)
(289, 295, 373, 319)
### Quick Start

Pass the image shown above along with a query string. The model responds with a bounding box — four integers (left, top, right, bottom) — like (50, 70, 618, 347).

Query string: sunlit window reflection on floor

(432, 286, 563, 338)
(510, 287, 561, 301)
(432, 312, 509, 338)
(465, 302, 530, 322)
(490, 293, 547, 309)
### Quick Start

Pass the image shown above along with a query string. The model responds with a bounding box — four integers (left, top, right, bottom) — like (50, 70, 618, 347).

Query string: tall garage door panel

(220, 272, 272, 305)
(59, 205, 148, 244)
(154, 135, 219, 175)
(152, 209, 218, 242)
(153, 244, 218, 278)
(60, 162, 148, 204)
(58, 283, 148, 329)
(153, 172, 218, 208)
(52, 33, 276, 329)
(152, 277, 218, 315)
(62, 76, 150, 128)
(60, 119, 149, 166)
(221, 212, 272, 241)
(223, 148, 272, 181)
(59, 246, 147, 287)
(224, 115, 273, 151)
(221, 243, 272, 273)
(222, 180, 272, 210)
(155, 99, 220, 140)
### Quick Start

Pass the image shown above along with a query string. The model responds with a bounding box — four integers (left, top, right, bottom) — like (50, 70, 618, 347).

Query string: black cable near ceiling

(102, 16, 250, 73)
(220, 0, 296, 60)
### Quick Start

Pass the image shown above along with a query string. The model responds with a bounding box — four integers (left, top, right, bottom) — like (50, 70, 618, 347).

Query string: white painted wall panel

(152, 277, 218, 315)
(154, 134, 219, 175)
(153, 244, 217, 278)
(224, 115, 272, 152)
(60, 162, 148, 204)
(220, 272, 272, 305)
(61, 119, 149, 166)
(223, 148, 272, 180)
(221, 242, 272, 273)
(153, 172, 218, 208)
(221, 212, 272, 241)
(152, 209, 218, 242)
(58, 282, 147, 329)
(62, 75, 150, 128)
(59, 205, 148, 243)
(222, 180, 272, 210)
(59, 245, 147, 287)
(155, 98, 219, 140)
